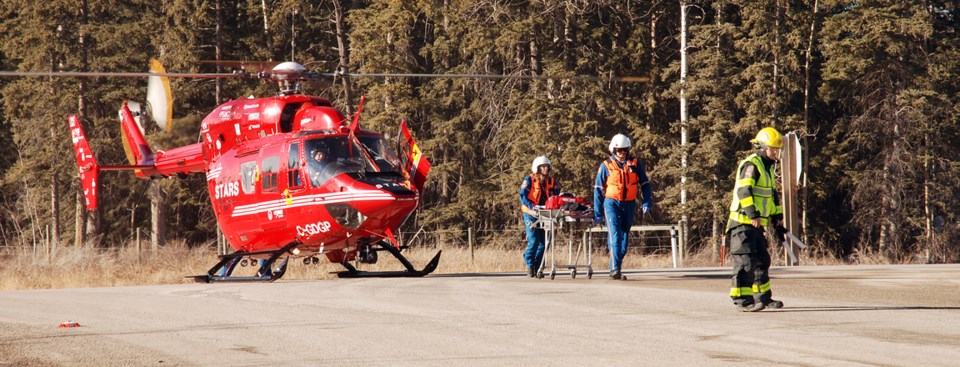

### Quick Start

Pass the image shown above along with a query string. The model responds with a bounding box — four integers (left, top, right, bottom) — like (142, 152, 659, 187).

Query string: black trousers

(729, 225, 773, 305)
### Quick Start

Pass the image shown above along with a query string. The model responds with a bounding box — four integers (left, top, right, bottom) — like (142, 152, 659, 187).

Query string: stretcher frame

(534, 209, 595, 279)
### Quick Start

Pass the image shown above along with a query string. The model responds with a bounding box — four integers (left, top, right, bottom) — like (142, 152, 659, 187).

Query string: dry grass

(0, 239, 903, 290)
(0, 241, 214, 290)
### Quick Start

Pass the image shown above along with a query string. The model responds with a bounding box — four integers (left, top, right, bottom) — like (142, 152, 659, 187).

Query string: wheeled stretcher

(534, 208, 595, 279)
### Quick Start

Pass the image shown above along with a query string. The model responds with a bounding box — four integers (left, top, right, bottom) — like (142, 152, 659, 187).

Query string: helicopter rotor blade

(0, 69, 650, 83)
(320, 72, 650, 83)
(199, 60, 281, 73)
(0, 71, 244, 79)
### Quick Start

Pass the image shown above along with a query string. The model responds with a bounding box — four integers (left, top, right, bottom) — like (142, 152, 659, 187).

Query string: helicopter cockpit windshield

(305, 136, 403, 187)
(358, 135, 403, 173)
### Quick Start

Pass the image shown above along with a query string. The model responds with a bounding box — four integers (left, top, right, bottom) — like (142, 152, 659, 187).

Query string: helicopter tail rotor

(126, 59, 174, 134)
(146, 59, 173, 131)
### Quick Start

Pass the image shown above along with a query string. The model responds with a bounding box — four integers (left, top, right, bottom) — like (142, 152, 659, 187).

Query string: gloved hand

(594, 216, 604, 224)
(642, 203, 651, 215)
(774, 224, 787, 243)
(771, 213, 784, 227)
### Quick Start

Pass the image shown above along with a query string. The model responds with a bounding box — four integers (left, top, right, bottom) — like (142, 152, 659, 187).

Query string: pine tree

(819, 1, 944, 259)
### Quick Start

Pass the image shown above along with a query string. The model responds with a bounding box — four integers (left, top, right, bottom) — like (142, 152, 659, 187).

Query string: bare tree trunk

(51, 162, 60, 247)
(802, 0, 819, 248)
(878, 117, 898, 260)
(333, 0, 354, 113)
(923, 125, 932, 260)
(921, 0, 932, 261)
(215, 0, 222, 105)
(261, 0, 271, 57)
(75, 191, 85, 246)
(78, 0, 95, 244)
(889, 120, 901, 260)
(712, 216, 720, 262)
(878, 152, 888, 256)
(773, 0, 782, 125)
(529, 24, 540, 95)
(563, 10, 573, 68)
(149, 180, 166, 251)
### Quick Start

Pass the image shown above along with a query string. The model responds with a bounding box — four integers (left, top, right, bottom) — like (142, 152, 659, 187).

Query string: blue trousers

(523, 214, 545, 270)
(604, 199, 636, 271)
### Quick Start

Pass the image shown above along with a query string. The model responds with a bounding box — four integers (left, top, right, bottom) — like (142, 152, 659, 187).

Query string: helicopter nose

(324, 190, 417, 230)
(358, 192, 418, 229)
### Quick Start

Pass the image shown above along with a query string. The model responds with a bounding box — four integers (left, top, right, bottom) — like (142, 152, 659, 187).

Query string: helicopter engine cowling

(297, 105, 347, 131)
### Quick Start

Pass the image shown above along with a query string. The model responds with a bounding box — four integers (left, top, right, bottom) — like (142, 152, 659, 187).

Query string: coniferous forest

(1, 1, 958, 263)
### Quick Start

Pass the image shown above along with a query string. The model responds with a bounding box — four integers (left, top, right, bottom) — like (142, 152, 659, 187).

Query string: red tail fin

(399, 120, 430, 194)
(119, 102, 154, 178)
(69, 115, 100, 210)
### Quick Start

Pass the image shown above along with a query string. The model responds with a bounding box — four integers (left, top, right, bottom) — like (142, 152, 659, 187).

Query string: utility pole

(679, 0, 690, 245)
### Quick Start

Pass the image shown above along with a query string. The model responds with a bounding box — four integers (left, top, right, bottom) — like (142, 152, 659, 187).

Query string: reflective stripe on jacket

(603, 157, 639, 201)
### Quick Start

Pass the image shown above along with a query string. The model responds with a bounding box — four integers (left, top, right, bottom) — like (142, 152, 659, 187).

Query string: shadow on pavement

(760, 305, 960, 313)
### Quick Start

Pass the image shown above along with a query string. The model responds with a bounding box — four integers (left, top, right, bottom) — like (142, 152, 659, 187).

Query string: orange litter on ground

(58, 321, 81, 328)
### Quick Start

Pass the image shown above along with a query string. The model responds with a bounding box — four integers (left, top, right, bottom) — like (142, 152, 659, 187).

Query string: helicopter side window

(240, 161, 257, 194)
(261, 156, 279, 191)
(287, 143, 302, 188)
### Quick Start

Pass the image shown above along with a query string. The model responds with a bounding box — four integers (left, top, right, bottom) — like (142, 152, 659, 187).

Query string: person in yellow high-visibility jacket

(726, 127, 787, 312)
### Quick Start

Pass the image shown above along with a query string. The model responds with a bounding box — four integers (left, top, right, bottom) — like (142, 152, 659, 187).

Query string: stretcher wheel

(549, 270, 556, 280)
(587, 269, 593, 279)
(571, 269, 577, 279)
(536, 270, 544, 279)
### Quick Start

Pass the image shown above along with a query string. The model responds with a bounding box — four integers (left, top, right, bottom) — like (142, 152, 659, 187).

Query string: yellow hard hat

(750, 127, 783, 149)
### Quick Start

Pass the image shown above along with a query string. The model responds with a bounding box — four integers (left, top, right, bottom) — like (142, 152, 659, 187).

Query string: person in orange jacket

(594, 134, 652, 280)
(520, 156, 560, 277)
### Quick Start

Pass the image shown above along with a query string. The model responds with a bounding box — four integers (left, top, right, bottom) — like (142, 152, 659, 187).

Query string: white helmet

(609, 134, 632, 153)
(531, 156, 551, 173)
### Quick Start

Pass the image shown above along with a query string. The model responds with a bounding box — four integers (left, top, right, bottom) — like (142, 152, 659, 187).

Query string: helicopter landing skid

(337, 241, 442, 278)
(189, 242, 299, 283)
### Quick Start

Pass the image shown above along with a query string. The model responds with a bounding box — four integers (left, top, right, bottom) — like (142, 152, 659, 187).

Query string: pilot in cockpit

(311, 144, 328, 164)
(309, 142, 333, 186)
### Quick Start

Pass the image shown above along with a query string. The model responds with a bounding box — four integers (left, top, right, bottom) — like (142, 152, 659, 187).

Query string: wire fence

(397, 224, 682, 256)
(1, 224, 684, 260)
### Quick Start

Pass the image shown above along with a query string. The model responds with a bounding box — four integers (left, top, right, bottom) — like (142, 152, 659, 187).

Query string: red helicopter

(66, 61, 436, 282)
(1, 59, 648, 282)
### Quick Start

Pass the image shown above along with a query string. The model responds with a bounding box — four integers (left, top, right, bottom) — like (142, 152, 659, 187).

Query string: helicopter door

(259, 145, 287, 231)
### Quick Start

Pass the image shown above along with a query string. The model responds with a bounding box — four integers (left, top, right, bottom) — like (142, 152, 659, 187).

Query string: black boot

(610, 270, 622, 280)
(740, 302, 766, 312)
(526, 267, 536, 278)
